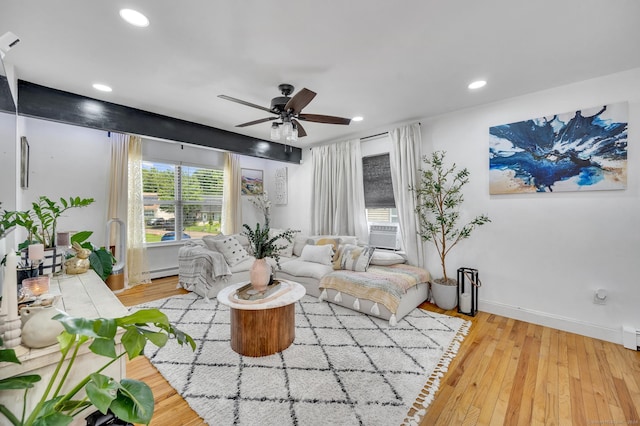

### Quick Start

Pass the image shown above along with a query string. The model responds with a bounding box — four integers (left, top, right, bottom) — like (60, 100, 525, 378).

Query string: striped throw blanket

(178, 242, 231, 297)
(319, 264, 431, 314)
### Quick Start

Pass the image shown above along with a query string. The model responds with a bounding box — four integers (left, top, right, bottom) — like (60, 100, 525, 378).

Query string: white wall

(419, 68, 640, 344)
(17, 117, 111, 245)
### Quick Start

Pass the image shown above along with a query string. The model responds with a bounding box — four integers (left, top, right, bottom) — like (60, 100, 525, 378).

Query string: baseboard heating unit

(622, 326, 639, 351)
(369, 224, 400, 250)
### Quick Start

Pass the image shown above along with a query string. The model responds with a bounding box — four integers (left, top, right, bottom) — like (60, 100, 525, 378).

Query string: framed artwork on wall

(489, 102, 628, 194)
(241, 168, 263, 195)
(20, 136, 29, 189)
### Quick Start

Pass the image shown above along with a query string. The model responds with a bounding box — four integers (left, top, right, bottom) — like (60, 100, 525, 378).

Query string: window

(142, 161, 224, 243)
(362, 153, 397, 223)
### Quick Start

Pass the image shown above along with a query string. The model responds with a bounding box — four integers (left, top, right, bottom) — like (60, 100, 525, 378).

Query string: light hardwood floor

(118, 277, 640, 426)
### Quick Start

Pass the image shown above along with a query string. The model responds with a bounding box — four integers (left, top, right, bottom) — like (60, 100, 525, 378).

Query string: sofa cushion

(279, 259, 334, 280)
(370, 250, 406, 266)
(337, 244, 375, 272)
(307, 237, 341, 261)
(213, 236, 250, 266)
(292, 233, 309, 257)
(300, 244, 334, 265)
(229, 256, 255, 273)
(269, 228, 296, 258)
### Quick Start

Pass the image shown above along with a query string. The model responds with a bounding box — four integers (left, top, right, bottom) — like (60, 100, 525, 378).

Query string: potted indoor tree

(412, 151, 490, 310)
(0, 308, 195, 425)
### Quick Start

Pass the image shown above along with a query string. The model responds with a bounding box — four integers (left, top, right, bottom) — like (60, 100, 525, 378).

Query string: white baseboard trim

(480, 299, 622, 345)
(150, 267, 178, 280)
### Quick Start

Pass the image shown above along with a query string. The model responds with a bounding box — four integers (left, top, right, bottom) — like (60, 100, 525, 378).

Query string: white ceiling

(1, 1, 639, 147)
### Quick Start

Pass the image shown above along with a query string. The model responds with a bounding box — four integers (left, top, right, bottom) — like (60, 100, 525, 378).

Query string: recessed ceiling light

(119, 9, 149, 27)
(352, 116, 364, 122)
(468, 80, 487, 90)
(92, 83, 112, 92)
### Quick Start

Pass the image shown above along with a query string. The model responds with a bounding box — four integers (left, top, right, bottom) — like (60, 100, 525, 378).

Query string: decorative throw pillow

(292, 234, 309, 257)
(307, 237, 341, 261)
(369, 250, 406, 266)
(337, 244, 376, 272)
(300, 244, 334, 265)
(212, 236, 249, 266)
(269, 228, 296, 258)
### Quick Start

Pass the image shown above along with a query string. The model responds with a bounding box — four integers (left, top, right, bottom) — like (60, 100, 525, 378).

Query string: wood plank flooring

(117, 277, 640, 426)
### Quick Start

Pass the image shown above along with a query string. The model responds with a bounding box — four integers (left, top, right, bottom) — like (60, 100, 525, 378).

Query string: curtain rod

(360, 122, 421, 141)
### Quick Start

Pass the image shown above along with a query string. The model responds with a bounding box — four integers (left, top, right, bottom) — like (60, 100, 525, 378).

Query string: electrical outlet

(593, 288, 608, 305)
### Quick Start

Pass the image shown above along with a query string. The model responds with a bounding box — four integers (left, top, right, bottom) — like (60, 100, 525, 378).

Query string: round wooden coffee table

(217, 280, 306, 357)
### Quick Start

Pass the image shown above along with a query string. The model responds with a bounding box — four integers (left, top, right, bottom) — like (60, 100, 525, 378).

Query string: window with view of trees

(142, 161, 224, 243)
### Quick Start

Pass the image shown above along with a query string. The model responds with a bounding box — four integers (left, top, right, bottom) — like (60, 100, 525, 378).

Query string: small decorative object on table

(457, 267, 480, 316)
(233, 279, 290, 303)
(64, 241, 92, 274)
(21, 275, 50, 297)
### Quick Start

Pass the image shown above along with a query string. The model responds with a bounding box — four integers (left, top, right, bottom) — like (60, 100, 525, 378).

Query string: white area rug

(132, 293, 470, 425)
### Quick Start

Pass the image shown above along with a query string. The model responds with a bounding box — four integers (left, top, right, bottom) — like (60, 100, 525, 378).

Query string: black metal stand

(457, 267, 480, 316)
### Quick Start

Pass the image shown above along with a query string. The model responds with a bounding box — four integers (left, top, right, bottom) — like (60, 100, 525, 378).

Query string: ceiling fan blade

(236, 117, 278, 127)
(218, 94, 275, 114)
(284, 88, 316, 114)
(292, 119, 307, 137)
(298, 113, 351, 125)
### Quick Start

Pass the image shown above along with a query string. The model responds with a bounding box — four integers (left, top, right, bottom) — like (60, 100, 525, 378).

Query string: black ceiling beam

(0, 75, 16, 113)
(17, 80, 301, 164)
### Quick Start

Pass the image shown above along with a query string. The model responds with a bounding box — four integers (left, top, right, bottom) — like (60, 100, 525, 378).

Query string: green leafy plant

(1, 202, 15, 238)
(242, 223, 297, 270)
(411, 150, 491, 283)
(69, 231, 116, 281)
(0, 309, 195, 426)
(10, 196, 95, 248)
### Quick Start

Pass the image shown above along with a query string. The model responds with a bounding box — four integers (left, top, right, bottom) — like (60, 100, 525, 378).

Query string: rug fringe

(401, 318, 472, 425)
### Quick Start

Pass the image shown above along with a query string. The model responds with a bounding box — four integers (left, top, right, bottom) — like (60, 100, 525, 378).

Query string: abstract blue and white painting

(489, 103, 628, 194)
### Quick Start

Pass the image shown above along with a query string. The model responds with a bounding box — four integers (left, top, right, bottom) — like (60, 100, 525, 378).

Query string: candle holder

(457, 267, 480, 316)
(22, 276, 51, 297)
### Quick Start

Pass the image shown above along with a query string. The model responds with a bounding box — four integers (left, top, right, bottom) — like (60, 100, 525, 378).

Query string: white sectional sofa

(177, 232, 431, 325)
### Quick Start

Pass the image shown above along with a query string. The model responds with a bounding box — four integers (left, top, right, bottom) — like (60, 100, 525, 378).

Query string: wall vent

(622, 326, 639, 351)
(369, 224, 400, 250)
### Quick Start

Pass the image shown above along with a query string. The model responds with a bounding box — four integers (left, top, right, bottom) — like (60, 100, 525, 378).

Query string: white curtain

(107, 133, 128, 262)
(311, 140, 368, 242)
(127, 135, 151, 286)
(389, 123, 428, 268)
(222, 152, 242, 235)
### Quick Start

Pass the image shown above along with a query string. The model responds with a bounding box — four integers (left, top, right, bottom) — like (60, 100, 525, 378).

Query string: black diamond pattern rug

(132, 293, 470, 425)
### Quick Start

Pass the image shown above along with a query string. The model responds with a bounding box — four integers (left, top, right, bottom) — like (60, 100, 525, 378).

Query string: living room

(1, 2, 639, 425)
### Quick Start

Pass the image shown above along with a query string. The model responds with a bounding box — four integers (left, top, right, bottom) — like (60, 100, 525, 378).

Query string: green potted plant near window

(412, 151, 490, 310)
(0, 309, 195, 426)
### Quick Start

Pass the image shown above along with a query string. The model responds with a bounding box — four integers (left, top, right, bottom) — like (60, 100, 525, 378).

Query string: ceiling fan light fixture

(282, 121, 293, 140)
(270, 122, 281, 140)
(352, 116, 364, 122)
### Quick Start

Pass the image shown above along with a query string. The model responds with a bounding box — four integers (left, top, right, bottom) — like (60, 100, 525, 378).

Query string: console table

(217, 280, 306, 357)
(0, 270, 129, 425)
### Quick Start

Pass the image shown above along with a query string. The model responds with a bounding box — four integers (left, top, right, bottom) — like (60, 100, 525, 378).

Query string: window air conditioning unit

(369, 224, 400, 250)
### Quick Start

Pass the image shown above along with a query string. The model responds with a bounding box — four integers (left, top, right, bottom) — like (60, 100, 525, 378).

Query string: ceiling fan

(218, 84, 351, 141)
